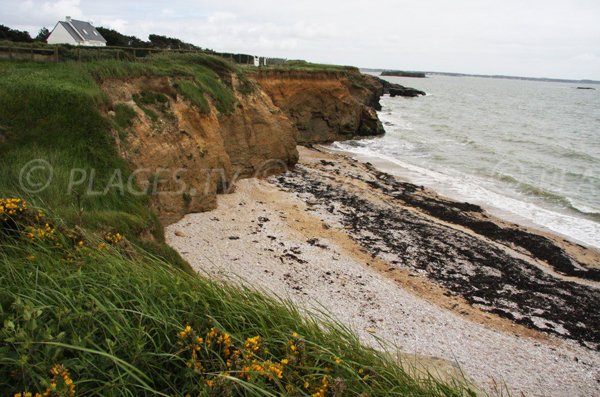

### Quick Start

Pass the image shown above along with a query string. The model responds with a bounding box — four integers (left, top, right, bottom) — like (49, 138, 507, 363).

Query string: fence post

(31, 48, 34, 60)
(77, 47, 81, 63)
(54, 47, 59, 63)
(9, 47, 13, 60)
(133, 48, 137, 59)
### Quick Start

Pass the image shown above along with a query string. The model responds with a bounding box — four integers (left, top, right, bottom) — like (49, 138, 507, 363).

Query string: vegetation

(34, 27, 51, 43)
(0, 24, 33, 43)
(0, 56, 475, 396)
(0, 202, 474, 396)
(174, 80, 211, 114)
(113, 103, 138, 130)
(264, 60, 359, 73)
(96, 26, 153, 48)
(149, 34, 200, 50)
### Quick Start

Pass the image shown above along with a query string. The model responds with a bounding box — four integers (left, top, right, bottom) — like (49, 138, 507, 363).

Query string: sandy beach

(166, 146, 600, 396)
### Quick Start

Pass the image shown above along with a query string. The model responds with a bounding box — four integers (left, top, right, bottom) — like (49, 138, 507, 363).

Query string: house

(47, 17, 106, 47)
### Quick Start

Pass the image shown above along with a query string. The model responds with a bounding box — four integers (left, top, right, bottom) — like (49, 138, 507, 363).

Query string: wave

(328, 143, 600, 248)
(491, 172, 600, 219)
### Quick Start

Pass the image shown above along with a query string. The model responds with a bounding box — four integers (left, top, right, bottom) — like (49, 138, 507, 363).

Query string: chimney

(66, 16, 72, 22)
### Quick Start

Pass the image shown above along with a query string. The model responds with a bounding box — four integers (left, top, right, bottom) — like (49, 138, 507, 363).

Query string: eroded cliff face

(103, 76, 298, 223)
(102, 70, 388, 222)
(253, 71, 385, 143)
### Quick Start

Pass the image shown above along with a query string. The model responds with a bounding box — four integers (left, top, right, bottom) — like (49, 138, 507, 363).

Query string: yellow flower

(179, 324, 192, 338)
(244, 335, 261, 352)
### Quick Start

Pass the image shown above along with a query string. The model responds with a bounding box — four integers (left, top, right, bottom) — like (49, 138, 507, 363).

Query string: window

(93, 31, 98, 36)
(82, 29, 88, 34)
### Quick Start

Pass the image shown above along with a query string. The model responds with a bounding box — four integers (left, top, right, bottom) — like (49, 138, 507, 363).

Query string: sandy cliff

(101, 69, 388, 222)
(253, 70, 386, 143)
(102, 75, 299, 223)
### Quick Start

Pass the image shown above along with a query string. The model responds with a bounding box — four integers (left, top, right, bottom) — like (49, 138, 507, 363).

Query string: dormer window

(93, 31, 98, 36)
(82, 29, 88, 34)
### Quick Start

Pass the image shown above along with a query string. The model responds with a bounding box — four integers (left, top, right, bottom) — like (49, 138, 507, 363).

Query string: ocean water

(333, 74, 600, 248)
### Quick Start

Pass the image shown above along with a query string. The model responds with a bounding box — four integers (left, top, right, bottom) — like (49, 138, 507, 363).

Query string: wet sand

(166, 146, 600, 396)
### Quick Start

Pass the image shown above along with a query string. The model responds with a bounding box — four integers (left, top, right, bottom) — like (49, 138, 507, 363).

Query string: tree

(0, 24, 33, 42)
(96, 26, 151, 47)
(148, 34, 199, 50)
(34, 27, 50, 42)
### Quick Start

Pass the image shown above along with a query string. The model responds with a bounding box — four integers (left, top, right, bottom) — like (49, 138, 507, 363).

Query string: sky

(2, 0, 600, 80)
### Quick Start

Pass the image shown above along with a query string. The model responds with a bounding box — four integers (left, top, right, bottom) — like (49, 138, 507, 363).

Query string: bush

(0, 211, 475, 396)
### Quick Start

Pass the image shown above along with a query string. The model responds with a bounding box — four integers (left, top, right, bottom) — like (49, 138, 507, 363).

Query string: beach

(167, 146, 600, 396)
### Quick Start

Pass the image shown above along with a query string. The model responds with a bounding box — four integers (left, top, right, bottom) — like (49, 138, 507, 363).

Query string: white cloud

(1, 0, 599, 79)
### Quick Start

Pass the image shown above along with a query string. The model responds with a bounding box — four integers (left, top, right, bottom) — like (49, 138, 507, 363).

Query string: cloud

(1, 0, 599, 79)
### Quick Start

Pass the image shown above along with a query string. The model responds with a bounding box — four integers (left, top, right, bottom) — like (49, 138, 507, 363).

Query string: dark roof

(60, 19, 106, 43)
(58, 22, 80, 41)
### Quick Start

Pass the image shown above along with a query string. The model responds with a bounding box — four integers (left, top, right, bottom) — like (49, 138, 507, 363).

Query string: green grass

(174, 80, 211, 114)
(263, 60, 359, 73)
(0, 215, 475, 396)
(113, 103, 138, 129)
(0, 56, 476, 396)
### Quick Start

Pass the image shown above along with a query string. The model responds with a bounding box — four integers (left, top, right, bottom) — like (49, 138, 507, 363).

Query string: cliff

(253, 70, 385, 143)
(103, 75, 298, 223)
(101, 68, 398, 221)
(100, 62, 428, 222)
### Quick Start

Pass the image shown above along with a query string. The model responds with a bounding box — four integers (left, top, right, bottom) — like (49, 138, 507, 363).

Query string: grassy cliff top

(259, 60, 359, 73)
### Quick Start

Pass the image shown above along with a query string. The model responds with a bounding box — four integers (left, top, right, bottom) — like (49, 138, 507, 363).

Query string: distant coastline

(362, 68, 600, 84)
(381, 70, 426, 78)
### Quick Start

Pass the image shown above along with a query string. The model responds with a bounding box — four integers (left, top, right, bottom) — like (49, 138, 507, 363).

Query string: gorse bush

(1, 204, 474, 396)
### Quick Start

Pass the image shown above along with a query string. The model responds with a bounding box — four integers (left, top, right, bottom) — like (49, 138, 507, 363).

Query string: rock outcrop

(378, 78, 426, 97)
(253, 70, 385, 143)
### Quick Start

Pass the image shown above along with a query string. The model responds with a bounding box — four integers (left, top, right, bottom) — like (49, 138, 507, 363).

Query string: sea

(332, 74, 600, 248)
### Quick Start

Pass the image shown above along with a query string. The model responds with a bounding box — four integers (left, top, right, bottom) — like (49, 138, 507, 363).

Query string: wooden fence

(0, 44, 286, 66)
(0, 45, 58, 62)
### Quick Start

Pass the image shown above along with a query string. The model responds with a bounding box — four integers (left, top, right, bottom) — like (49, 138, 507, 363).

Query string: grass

(262, 60, 359, 73)
(113, 103, 137, 130)
(0, 205, 475, 396)
(0, 56, 476, 396)
(174, 80, 211, 114)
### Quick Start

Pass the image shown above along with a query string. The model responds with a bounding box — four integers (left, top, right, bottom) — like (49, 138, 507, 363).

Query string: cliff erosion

(102, 69, 396, 222)
(253, 70, 385, 143)
(102, 75, 298, 223)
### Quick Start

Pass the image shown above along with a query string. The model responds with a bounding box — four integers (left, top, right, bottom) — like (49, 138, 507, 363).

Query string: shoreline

(327, 141, 600, 251)
(166, 146, 600, 396)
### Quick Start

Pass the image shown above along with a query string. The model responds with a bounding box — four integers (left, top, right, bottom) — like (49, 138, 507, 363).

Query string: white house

(47, 17, 107, 47)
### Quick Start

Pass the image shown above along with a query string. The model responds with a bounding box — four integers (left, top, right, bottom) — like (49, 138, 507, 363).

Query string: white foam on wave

(329, 143, 600, 249)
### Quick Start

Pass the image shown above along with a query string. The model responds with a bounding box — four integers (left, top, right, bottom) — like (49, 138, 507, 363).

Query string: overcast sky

(2, 0, 600, 79)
